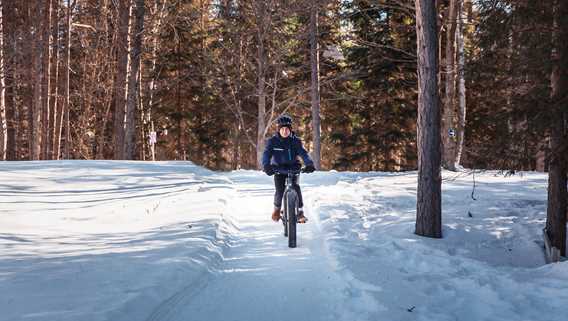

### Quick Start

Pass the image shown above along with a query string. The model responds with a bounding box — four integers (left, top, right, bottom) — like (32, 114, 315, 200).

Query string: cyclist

(262, 114, 315, 223)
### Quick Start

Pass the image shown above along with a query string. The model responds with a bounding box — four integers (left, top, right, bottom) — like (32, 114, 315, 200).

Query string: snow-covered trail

(145, 172, 377, 321)
(2, 161, 567, 321)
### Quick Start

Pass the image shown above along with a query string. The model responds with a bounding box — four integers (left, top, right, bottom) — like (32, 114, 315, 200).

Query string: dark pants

(274, 174, 303, 209)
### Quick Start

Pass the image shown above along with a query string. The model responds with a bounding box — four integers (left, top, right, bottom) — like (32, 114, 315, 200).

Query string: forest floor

(1, 161, 567, 321)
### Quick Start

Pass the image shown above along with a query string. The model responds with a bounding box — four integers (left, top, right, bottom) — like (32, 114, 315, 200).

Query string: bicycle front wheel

(282, 201, 288, 237)
(286, 192, 298, 248)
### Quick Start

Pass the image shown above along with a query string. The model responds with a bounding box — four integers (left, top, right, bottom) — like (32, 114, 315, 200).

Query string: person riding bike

(262, 114, 315, 223)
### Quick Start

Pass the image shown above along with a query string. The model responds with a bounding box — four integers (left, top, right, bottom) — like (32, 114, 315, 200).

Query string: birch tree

(454, 0, 466, 167)
(124, 0, 145, 159)
(442, 0, 457, 170)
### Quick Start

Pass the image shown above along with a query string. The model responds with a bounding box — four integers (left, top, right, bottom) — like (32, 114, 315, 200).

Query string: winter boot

(272, 207, 281, 222)
(297, 208, 308, 223)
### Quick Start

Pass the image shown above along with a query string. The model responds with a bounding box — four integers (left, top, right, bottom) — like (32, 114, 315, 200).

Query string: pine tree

(545, 0, 568, 259)
(415, 0, 442, 238)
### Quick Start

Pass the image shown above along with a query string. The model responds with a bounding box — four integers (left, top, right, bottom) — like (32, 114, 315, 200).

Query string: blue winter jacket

(262, 132, 314, 171)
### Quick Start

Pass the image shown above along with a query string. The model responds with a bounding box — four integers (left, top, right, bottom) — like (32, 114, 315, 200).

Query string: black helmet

(277, 114, 292, 128)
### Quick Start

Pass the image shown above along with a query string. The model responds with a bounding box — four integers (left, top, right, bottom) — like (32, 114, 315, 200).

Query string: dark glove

(303, 164, 315, 173)
(263, 164, 275, 176)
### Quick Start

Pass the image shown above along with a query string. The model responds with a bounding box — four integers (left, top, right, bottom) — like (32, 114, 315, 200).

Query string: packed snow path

(1, 161, 567, 321)
(145, 180, 374, 321)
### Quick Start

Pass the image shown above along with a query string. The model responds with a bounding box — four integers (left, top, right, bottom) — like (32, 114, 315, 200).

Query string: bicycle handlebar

(274, 167, 308, 175)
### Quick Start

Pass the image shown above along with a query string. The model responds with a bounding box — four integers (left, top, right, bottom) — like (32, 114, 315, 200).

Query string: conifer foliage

(0, 0, 560, 176)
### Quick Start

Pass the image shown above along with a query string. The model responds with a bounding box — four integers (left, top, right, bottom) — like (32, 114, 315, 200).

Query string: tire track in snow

(141, 190, 241, 321)
(142, 177, 385, 321)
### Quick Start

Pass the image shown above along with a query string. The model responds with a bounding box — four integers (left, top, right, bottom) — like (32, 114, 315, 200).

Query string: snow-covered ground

(1, 161, 566, 321)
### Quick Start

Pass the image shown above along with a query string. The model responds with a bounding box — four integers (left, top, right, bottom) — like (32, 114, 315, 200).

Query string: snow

(1, 161, 566, 321)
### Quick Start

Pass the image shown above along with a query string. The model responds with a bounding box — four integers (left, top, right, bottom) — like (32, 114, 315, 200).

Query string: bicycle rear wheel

(286, 192, 298, 248)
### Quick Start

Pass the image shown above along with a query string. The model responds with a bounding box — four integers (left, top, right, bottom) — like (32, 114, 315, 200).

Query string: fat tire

(282, 194, 288, 237)
(287, 192, 297, 248)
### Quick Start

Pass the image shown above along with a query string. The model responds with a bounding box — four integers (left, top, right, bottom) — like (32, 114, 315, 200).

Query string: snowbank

(1, 161, 566, 321)
(306, 170, 567, 321)
(0, 161, 237, 321)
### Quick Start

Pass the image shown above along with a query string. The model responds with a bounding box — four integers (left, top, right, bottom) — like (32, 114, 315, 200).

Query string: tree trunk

(535, 138, 548, 172)
(95, 0, 112, 160)
(235, 34, 244, 169)
(41, 0, 53, 160)
(176, 37, 184, 159)
(230, 16, 245, 170)
(139, 58, 145, 160)
(113, 0, 131, 160)
(232, 124, 240, 169)
(124, 0, 144, 160)
(415, 0, 442, 238)
(31, 3, 43, 160)
(4, 0, 15, 160)
(23, 1, 34, 160)
(442, 0, 457, 170)
(49, 0, 59, 160)
(309, 1, 321, 170)
(61, 0, 73, 160)
(146, 0, 166, 161)
(255, 1, 267, 169)
(0, 0, 5, 160)
(545, 0, 568, 258)
(455, 0, 466, 167)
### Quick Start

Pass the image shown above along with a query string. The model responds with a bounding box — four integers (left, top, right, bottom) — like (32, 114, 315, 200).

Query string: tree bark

(535, 139, 548, 172)
(175, 37, 183, 159)
(455, 0, 466, 167)
(61, 0, 73, 160)
(145, 0, 166, 161)
(49, 0, 59, 160)
(139, 57, 145, 160)
(0, 0, 5, 160)
(124, 0, 144, 159)
(234, 33, 244, 169)
(3, 0, 15, 160)
(22, 2, 34, 160)
(95, 0, 112, 160)
(31, 3, 43, 160)
(63, 1, 75, 159)
(309, 1, 321, 170)
(545, 0, 568, 258)
(255, 0, 267, 169)
(41, 0, 53, 160)
(113, 0, 131, 160)
(442, 0, 457, 170)
(415, 0, 442, 238)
